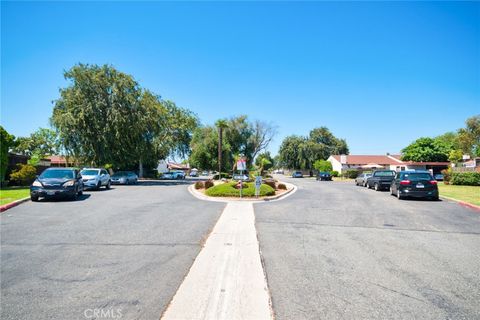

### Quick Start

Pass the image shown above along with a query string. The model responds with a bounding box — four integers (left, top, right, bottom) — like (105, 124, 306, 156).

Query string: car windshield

(112, 172, 127, 177)
(81, 169, 100, 176)
(374, 171, 395, 177)
(403, 173, 432, 181)
(40, 169, 74, 179)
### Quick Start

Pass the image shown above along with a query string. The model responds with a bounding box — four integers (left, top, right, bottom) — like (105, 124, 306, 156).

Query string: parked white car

(80, 168, 111, 190)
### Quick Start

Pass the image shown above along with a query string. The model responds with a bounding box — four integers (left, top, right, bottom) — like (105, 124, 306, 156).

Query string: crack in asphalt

(256, 220, 480, 235)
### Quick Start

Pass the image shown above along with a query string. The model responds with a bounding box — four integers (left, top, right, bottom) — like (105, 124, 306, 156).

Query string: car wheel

(78, 190, 83, 196)
(71, 191, 78, 201)
(31, 194, 39, 202)
(374, 183, 380, 191)
(106, 180, 111, 189)
(363, 181, 367, 187)
(397, 189, 404, 200)
(96, 182, 101, 190)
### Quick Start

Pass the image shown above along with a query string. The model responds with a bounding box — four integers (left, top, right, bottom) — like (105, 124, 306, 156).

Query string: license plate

(47, 191, 56, 195)
(416, 183, 424, 188)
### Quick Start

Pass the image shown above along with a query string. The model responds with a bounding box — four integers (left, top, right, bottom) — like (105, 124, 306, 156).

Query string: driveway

(255, 176, 480, 320)
(1, 180, 225, 320)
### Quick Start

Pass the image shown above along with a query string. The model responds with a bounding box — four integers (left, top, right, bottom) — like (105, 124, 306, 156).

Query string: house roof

(330, 155, 403, 165)
(168, 162, 190, 170)
(47, 155, 69, 164)
(330, 155, 449, 166)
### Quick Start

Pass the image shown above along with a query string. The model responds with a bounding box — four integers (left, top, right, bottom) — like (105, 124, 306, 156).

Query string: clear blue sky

(2, 1, 479, 156)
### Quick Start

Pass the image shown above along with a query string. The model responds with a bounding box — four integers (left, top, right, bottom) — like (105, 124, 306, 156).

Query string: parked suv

(390, 171, 439, 200)
(367, 170, 396, 191)
(30, 167, 84, 201)
(80, 168, 111, 190)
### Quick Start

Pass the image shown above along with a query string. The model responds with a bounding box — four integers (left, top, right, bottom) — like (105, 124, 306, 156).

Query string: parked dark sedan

(30, 168, 84, 201)
(316, 172, 332, 181)
(390, 171, 439, 200)
(111, 171, 138, 185)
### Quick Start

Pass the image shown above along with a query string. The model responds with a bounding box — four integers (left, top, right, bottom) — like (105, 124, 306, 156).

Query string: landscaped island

(194, 179, 289, 198)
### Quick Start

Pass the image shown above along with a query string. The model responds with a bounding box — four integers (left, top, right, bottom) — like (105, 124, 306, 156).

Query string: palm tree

(215, 119, 229, 180)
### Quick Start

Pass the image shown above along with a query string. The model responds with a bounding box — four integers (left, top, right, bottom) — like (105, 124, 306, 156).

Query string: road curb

(0, 197, 30, 213)
(440, 195, 480, 212)
(188, 181, 297, 203)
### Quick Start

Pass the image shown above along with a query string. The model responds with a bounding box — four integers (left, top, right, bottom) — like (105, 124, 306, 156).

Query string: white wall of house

(157, 160, 168, 173)
(327, 156, 344, 172)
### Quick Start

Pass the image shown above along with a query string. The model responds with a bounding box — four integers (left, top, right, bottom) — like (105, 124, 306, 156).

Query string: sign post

(255, 176, 262, 198)
(236, 156, 247, 198)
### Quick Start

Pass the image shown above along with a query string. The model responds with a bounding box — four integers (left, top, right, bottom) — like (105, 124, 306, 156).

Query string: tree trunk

(138, 159, 144, 178)
(218, 127, 222, 180)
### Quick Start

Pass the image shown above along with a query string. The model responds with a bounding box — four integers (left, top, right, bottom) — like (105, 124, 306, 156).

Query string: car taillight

(400, 180, 411, 185)
(429, 180, 437, 185)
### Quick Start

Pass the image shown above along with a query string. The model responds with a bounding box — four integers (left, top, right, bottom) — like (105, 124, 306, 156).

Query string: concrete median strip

(161, 201, 273, 320)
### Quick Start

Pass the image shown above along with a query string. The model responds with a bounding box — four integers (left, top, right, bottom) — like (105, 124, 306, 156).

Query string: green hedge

(343, 169, 359, 179)
(451, 172, 480, 186)
(205, 182, 275, 197)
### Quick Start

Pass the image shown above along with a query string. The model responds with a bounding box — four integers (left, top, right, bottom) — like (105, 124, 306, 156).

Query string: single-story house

(327, 154, 449, 174)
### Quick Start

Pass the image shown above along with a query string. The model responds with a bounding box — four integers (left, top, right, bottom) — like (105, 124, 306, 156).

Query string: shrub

(278, 183, 287, 190)
(263, 179, 276, 190)
(343, 169, 359, 179)
(204, 180, 214, 189)
(205, 182, 275, 197)
(194, 181, 204, 189)
(331, 170, 339, 177)
(441, 168, 452, 184)
(9, 164, 37, 185)
(450, 172, 480, 186)
(212, 172, 232, 180)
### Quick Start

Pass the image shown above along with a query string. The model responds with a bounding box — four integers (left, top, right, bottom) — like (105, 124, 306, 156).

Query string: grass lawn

(0, 187, 30, 206)
(438, 182, 480, 206)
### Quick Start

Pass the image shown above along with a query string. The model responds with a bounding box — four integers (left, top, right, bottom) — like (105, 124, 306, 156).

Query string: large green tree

(457, 115, 480, 157)
(51, 64, 197, 176)
(189, 115, 276, 172)
(0, 126, 16, 182)
(278, 127, 348, 170)
(12, 128, 60, 157)
(401, 137, 453, 162)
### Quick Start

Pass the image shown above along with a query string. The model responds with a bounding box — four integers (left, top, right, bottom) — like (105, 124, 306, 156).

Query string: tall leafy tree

(401, 137, 453, 162)
(457, 115, 480, 157)
(278, 127, 349, 170)
(51, 64, 198, 176)
(12, 128, 60, 157)
(0, 126, 16, 182)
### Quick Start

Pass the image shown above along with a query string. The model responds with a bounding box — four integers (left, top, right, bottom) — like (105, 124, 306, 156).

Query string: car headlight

(32, 180, 42, 187)
(63, 180, 75, 187)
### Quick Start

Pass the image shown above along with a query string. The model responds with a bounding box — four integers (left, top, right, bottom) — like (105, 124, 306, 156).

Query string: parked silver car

(80, 168, 111, 190)
(111, 171, 138, 185)
(355, 173, 372, 187)
(162, 171, 185, 180)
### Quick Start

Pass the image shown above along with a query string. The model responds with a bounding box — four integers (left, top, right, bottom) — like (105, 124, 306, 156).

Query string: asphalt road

(255, 176, 480, 320)
(1, 179, 225, 320)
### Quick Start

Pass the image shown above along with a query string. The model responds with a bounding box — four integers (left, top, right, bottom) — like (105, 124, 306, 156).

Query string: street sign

(237, 158, 247, 171)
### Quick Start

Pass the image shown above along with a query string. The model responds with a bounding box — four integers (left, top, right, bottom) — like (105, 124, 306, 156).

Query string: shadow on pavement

(38, 194, 91, 202)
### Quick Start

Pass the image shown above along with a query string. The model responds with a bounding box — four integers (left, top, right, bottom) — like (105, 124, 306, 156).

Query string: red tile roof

(331, 155, 403, 165)
(330, 155, 449, 166)
(47, 155, 68, 164)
